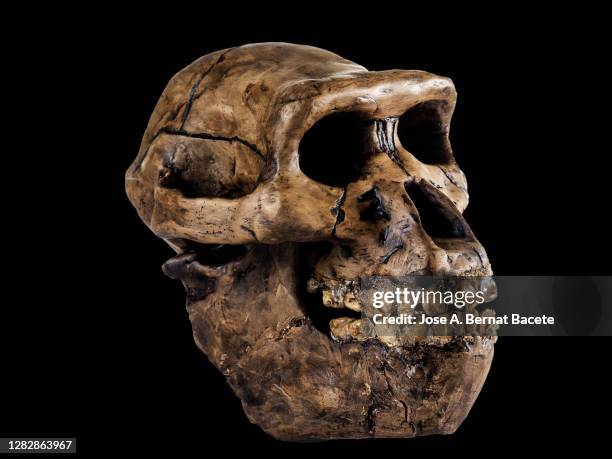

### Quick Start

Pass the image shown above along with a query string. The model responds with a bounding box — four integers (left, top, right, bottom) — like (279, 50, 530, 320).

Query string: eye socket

(299, 112, 369, 187)
(397, 100, 453, 165)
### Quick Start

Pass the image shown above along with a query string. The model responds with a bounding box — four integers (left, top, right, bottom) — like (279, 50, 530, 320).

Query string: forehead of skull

(144, 43, 454, 157)
(160, 44, 362, 136)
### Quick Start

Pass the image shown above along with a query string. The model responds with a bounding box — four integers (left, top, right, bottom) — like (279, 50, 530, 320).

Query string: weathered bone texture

(126, 43, 494, 441)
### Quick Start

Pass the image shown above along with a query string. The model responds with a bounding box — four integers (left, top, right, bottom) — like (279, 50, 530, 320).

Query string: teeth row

(314, 280, 361, 312)
(330, 318, 423, 346)
(329, 318, 364, 340)
(330, 309, 499, 346)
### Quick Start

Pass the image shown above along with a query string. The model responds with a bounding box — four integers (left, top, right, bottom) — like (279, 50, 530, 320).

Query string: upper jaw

(307, 267, 497, 346)
(161, 238, 495, 348)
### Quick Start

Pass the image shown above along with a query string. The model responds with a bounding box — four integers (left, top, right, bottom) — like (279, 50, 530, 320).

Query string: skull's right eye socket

(299, 112, 368, 187)
(397, 100, 453, 165)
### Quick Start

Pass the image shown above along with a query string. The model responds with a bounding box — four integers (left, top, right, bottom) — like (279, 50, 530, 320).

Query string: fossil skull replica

(126, 43, 494, 441)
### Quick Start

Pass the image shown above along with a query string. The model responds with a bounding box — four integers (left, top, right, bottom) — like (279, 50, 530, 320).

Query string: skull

(126, 43, 494, 441)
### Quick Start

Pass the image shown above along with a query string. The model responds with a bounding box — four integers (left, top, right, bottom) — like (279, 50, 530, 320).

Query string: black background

(3, 8, 610, 456)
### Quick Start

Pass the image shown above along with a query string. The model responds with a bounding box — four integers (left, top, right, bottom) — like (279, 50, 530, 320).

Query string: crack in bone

(374, 117, 418, 181)
(473, 247, 484, 267)
(383, 365, 409, 425)
(240, 225, 259, 241)
(331, 187, 347, 236)
(133, 125, 265, 174)
(160, 127, 265, 160)
(436, 165, 467, 193)
(366, 401, 377, 435)
(180, 47, 237, 130)
(275, 317, 307, 340)
(375, 117, 399, 160)
(380, 243, 404, 264)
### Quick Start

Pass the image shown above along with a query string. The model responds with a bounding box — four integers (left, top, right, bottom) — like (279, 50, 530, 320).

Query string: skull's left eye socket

(397, 100, 453, 165)
(159, 136, 264, 198)
(299, 112, 369, 187)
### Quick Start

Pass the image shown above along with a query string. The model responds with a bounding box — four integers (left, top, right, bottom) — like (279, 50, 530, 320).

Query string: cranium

(126, 43, 494, 441)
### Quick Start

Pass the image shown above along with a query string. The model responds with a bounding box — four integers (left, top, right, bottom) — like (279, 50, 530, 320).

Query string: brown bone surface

(126, 43, 494, 441)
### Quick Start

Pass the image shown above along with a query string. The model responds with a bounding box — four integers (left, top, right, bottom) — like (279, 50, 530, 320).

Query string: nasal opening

(404, 180, 469, 239)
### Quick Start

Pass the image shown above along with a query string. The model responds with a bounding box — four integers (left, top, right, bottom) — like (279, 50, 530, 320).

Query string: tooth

(306, 278, 320, 293)
(330, 317, 366, 341)
(322, 289, 343, 308)
(343, 291, 361, 312)
(378, 335, 404, 347)
(322, 289, 333, 307)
